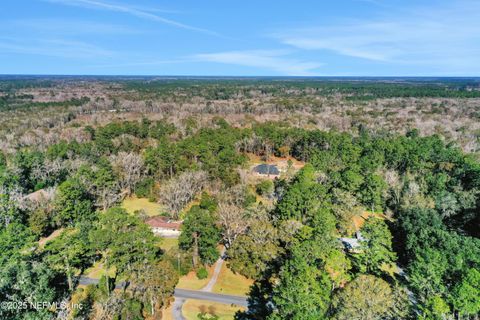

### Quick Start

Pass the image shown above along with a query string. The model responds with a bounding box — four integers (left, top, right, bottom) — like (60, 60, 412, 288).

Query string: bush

(244, 190, 257, 207)
(196, 267, 209, 280)
(256, 180, 274, 197)
(135, 177, 154, 198)
(199, 192, 218, 212)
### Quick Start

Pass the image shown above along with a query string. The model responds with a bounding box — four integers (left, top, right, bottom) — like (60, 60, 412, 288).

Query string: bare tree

(160, 170, 208, 219)
(110, 151, 144, 195)
(78, 166, 121, 211)
(96, 184, 122, 211)
(0, 185, 24, 228)
(217, 202, 249, 248)
(31, 158, 65, 186)
(95, 293, 124, 320)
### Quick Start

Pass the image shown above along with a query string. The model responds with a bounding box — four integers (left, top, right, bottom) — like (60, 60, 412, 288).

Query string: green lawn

(177, 265, 215, 291)
(212, 264, 253, 296)
(82, 261, 116, 279)
(182, 299, 245, 320)
(122, 197, 164, 217)
(160, 237, 179, 252)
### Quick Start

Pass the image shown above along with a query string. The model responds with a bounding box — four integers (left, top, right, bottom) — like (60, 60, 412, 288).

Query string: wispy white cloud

(274, 0, 480, 73)
(89, 58, 189, 69)
(7, 18, 136, 35)
(45, 0, 220, 36)
(192, 50, 322, 76)
(0, 38, 114, 58)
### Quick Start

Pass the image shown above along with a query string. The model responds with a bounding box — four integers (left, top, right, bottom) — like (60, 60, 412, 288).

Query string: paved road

(172, 248, 240, 319)
(78, 276, 248, 305)
(174, 289, 248, 307)
(172, 297, 186, 320)
(78, 276, 99, 286)
(78, 276, 127, 289)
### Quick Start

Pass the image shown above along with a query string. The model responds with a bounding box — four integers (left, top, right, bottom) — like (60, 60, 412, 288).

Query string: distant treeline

(0, 94, 90, 111)
(123, 79, 480, 99)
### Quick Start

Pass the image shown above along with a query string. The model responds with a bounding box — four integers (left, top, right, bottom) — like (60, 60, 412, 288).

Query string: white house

(145, 216, 182, 237)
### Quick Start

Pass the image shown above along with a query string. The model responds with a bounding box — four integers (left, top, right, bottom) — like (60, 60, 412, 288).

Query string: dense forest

(0, 77, 479, 319)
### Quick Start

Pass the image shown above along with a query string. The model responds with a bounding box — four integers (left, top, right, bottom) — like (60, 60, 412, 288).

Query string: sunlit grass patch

(122, 196, 163, 217)
(182, 299, 245, 320)
(83, 261, 116, 280)
(176, 265, 215, 291)
(212, 264, 253, 296)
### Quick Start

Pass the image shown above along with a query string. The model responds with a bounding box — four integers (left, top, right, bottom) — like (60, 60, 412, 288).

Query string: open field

(122, 197, 163, 216)
(352, 211, 389, 231)
(177, 265, 216, 291)
(82, 261, 116, 279)
(161, 237, 179, 252)
(182, 299, 245, 320)
(212, 264, 254, 296)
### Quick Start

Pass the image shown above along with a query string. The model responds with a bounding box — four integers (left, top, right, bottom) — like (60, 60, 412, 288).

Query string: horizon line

(1, 74, 480, 79)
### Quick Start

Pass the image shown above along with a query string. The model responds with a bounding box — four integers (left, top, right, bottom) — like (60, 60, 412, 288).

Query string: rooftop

(145, 216, 182, 230)
(24, 188, 50, 202)
(253, 164, 280, 175)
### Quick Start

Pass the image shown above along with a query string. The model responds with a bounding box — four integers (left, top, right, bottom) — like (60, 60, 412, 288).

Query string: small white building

(339, 231, 365, 253)
(145, 216, 182, 237)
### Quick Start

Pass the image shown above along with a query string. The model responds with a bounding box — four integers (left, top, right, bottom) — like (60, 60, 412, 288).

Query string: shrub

(135, 177, 154, 198)
(256, 180, 274, 197)
(196, 267, 209, 280)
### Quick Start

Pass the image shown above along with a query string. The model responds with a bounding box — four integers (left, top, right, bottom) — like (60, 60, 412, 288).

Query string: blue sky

(1, 0, 479, 76)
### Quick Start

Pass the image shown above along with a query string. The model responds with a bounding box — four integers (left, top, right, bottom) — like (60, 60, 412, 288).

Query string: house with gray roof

(253, 164, 280, 176)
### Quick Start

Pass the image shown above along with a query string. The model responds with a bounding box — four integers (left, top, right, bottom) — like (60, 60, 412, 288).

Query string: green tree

(358, 173, 387, 212)
(408, 248, 448, 302)
(0, 190, 22, 228)
(44, 228, 92, 291)
(28, 207, 52, 236)
(353, 218, 397, 276)
(268, 249, 332, 320)
(256, 180, 274, 197)
(451, 268, 480, 316)
(0, 225, 60, 320)
(179, 206, 221, 266)
(275, 164, 326, 223)
(54, 178, 94, 226)
(90, 207, 160, 291)
(228, 219, 281, 279)
(0, 151, 6, 168)
(419, 295, 451, 320)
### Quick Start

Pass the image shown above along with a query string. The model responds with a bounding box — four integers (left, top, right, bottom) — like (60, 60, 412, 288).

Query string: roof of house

(339, 231, 365, 250)
(253, 164, 280, 175)
(24, 189, 50, 202)
(145, 216, 182, 230)
(339, 237, 362, 249)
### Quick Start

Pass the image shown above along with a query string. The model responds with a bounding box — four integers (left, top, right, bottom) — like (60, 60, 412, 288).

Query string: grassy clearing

(212, 264, 254, 296)
(38, 228, 64, 249)
(83, 261, 116, 279)
(182, 299, 245, 320)
(176, 265, 215, 291)
(352, 211, 388, 231)
(160, 237, 179, 252)
(122, 196, 163, 217)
